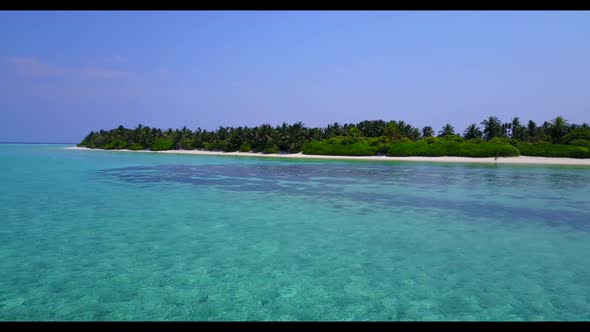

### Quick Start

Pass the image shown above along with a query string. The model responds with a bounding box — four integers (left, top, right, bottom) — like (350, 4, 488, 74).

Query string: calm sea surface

(1, 144, 590, 321)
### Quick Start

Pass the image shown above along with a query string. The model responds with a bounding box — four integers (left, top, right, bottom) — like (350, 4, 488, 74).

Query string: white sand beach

(65, 146, 590, 166)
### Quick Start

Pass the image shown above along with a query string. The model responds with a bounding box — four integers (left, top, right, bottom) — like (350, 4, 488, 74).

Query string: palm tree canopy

(438, 123, 455, 136)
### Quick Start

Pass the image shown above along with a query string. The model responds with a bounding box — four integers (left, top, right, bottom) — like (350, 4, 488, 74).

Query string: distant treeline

(78, 116, 590, 158)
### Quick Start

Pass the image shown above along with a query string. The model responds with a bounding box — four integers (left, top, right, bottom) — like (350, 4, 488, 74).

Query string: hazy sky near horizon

(1, 11, 589, 142)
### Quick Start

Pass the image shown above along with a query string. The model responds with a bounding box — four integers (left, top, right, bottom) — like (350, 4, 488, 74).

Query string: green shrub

(218, 140, 235, 152)
(127, 143, 144, 150)
(203, 142, 214, 151)
(366, 136, 391, 146)
(103, 140, 127, 150)
(526, 134, 552, 143)
(103, 141, 117, 150)
(387, 141, 519, 158)
(423, 137, 438, 144)
(516, 142, 590, 158)
(324, 136, 362, 146)
(179, 138, 196, 150)
(202, 140, 233, 151)
(375, 143, 390, 154)
(193, 140, 205, 149)
(488, 137, 512, 145)
(303, 135, 520, 158)
(303, 140, 378, 156)
(388, 141, 445, 156)
(150, 139, 175, 151)
(466, 138, 485, 144)
(448, 142, 519, 157)
(563, 128, 590, 143)
(569, 139, 590, 148)
(263, 145, 280, 154)
(440, 134, 464, 142)
(239, 143, 252, 152)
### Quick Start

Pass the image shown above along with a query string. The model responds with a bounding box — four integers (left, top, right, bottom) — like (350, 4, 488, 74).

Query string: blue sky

(1, 11, 589, 142)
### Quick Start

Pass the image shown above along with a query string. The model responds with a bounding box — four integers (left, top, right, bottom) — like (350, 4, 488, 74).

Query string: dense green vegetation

(78, 116, 590, 158)
(302, 137, 387, 156)
(515, 142, 590, 158)
(386, 137, 520, 158)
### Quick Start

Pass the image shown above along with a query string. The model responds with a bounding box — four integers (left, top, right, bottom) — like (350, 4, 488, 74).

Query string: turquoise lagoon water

(1, 143, 590, 321)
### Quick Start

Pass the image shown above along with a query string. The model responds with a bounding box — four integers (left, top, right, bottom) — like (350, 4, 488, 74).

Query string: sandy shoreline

(64, 146, 590, 166)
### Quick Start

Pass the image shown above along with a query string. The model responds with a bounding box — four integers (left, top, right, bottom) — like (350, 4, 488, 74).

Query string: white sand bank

(64, 146, 590, 166)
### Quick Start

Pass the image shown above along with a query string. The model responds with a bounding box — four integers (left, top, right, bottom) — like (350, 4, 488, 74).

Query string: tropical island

(77, 116, 590, 160)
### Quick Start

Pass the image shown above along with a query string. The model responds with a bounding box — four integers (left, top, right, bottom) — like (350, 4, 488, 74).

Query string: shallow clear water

(1, 144, 590, 321)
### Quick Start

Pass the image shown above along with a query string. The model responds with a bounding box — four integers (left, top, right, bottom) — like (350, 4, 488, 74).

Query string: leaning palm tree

(548, 116, 569, 143)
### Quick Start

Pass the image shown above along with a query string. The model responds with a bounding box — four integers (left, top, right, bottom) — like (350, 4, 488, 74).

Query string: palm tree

(356, 120, 386, 137)
(463, 124, 483, 140)
(228, 126, 245, 150)
(384, 121, 402, 139)
(438, 123, 455, 137)
(348, 126, 361, 137)
(548, 116, 569, 143)
(276, 122, 290, 150)
(79, 116, 586, 154)
(407, 127, 421, 141)
(287, 122, 306, 152)
(481, 116, 502, 140)
(422, 126, 434, 138)
(253, 124, 275, 151)
(525, 120, 537, 141)
(325, 122, 344, 138)
(178, 126, 192, 142)
(397, 121, 420, 140)
(511, 117, 524, 140)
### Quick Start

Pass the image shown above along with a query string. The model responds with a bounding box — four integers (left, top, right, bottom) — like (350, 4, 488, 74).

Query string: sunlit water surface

(1, 144, 589, 321)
